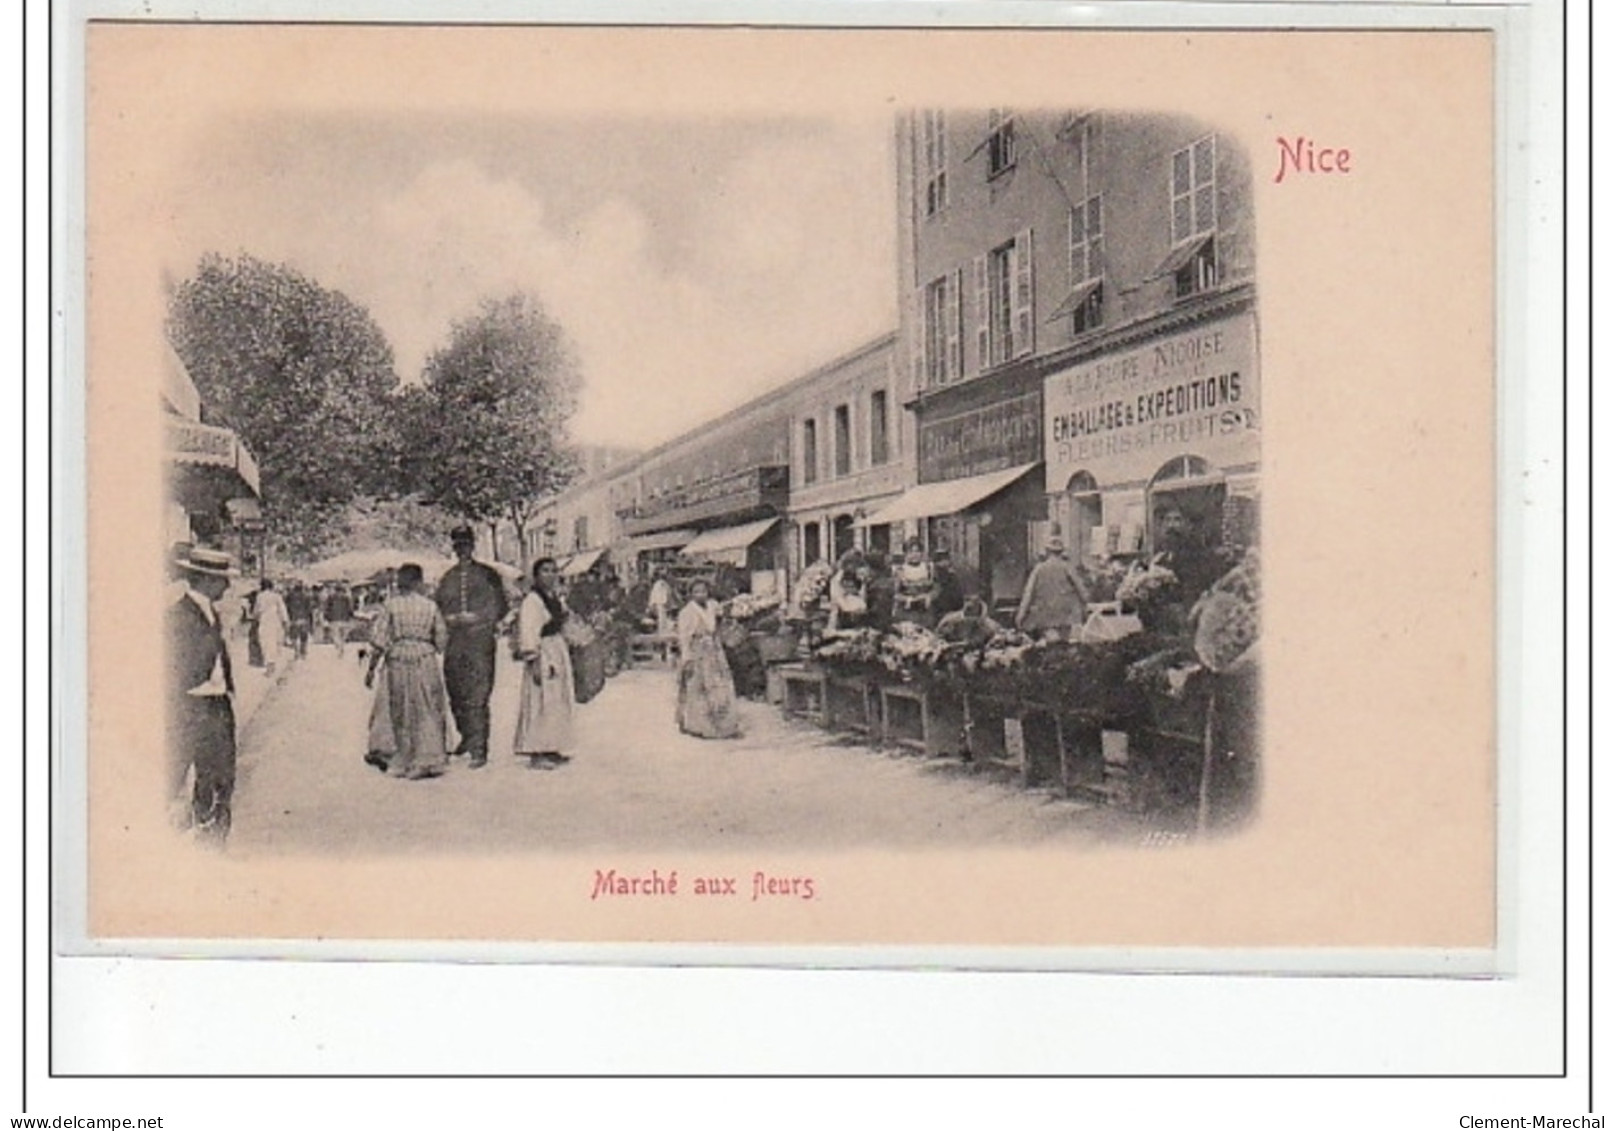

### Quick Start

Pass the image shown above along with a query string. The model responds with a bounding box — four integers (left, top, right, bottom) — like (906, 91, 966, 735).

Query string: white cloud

(164, 121, 897, 452)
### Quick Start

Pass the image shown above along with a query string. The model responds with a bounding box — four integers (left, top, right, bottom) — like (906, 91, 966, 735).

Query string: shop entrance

(1062, 470, 1103, 562)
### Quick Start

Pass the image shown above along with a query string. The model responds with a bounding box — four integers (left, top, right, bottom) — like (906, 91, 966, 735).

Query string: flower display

(1115, 559, 1180, 607)
(791, 560, 834, 618)
(878, 622, 947, 677)
(1191, 550, 1260, 672)
(726, 590, 783, 622)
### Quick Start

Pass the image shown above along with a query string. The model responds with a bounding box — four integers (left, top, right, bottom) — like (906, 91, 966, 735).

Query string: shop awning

(680, 517, 780, 559)
(624, 528, 697, 554)
(561, 548, 606, 577)
(1045, 278, 1102, 323)
(1153, 235, 1213, 278)
(858, 463, 1040, 527)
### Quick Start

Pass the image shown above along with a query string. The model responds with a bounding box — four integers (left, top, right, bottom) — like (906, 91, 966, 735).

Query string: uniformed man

(434, 526, 509, 767)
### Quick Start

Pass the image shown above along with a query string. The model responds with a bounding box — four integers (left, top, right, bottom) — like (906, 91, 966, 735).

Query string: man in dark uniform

(167, 546, 238, 845)
(434, 526, 509, 768)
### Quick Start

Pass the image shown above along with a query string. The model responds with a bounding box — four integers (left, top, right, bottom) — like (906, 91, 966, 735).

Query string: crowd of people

(167, 526, 751, 843)
(809, 534, 1094, 646)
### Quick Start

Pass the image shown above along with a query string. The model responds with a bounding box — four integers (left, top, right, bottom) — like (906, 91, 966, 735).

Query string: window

(801, 418, 818, 486)
(1061, 113, 1097, 188)
(987, 109, 1016, 178)
(922, 273, 963, 386)
(573, 516, 588, 552)
(869, 389, 890, 466)
(921, 110, 948, 217)
(833, 404, 852, 478)
(1174, 239, 1219, 299)
(973, 229, 1034, 370)
(1067, 195, 1104, 332)
(1171, 134, 1217, 244)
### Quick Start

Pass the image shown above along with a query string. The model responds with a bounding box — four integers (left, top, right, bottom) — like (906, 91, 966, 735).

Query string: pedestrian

(1015, 536, 1090, 643)
(363, 563, 451, 780)
(166, 547, 239, 845)
(254, 578, 290, 673)
(324, 583, 356, 656)
(892, 537, 938, 628)
(675, 577, 742, 739)
(434, 525, 510, 768)
(285, 582, 314, 659)
(513, 557, 577, 770)
(647, 567, 674, 634)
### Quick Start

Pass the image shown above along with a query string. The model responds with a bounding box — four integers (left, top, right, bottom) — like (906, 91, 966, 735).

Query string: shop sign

(1044, 312, 1259, 491)
(918, 391, 1042, 483)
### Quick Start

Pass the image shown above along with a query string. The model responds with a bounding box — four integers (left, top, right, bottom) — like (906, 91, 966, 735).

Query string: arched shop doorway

(1147, 455, 1227, 599)
(1062, 470, 1102, 562)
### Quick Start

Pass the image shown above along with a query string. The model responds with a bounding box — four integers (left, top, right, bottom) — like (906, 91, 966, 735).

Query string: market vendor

(936, 594, 1003, 648)
(892, 537, 938, 628)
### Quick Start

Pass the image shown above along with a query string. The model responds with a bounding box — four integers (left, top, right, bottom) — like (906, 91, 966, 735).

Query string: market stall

(776, 548, 1261, 832)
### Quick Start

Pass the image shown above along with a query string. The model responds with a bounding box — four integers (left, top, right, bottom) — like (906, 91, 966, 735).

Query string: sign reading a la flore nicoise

(1044, 311, 1259, 492)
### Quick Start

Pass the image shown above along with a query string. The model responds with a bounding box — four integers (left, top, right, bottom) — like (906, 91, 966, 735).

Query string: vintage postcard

(76, 22, 1496, 961)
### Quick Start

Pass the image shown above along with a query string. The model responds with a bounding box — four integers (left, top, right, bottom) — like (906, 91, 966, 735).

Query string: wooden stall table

(777, 663, 829, 727)
(879, 682, 931, 754)
(629, 633, 678, 666)
(826, 673, 880, 740)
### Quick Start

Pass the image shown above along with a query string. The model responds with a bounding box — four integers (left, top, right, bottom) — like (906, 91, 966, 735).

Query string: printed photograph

(161, 106, 1261, 856)
(88, 25, 1493, 951)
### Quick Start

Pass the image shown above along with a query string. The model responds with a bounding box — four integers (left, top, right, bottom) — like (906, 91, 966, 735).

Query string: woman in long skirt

(675, 578, 742, 739)
(363, 563, 451, 780)
(514, 557, 577, 770)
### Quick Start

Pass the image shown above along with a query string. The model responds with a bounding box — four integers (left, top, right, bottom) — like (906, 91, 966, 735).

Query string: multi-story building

(890, 108, 1259, 609)
(779, 333, 910, 571)
(513, 444, 641, 575)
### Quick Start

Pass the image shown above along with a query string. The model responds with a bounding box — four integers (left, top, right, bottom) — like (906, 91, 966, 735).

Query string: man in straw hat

(167, 546, 239, 844)
(434, 525, 509, 768)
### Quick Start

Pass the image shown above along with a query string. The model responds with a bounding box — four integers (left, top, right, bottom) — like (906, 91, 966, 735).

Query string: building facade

(779, 333, 911, 572)
(891, 108, 1258, 609)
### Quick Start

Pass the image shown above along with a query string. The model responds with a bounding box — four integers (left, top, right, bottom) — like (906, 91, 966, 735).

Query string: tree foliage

(413, 294, 582, 561)
(167, 254, 406, 560)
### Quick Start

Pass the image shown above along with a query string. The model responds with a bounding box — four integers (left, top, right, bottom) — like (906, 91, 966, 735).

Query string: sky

(161, 113, 899, 451)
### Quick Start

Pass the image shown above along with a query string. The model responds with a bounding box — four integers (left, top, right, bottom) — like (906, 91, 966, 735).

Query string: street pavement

(229, 642, 1139, 854)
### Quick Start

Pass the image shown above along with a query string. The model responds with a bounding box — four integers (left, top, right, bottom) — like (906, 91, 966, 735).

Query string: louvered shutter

(945, 268, 963, 382)
(1011, 227, 1034, 359)
(972, 254, 989, 374)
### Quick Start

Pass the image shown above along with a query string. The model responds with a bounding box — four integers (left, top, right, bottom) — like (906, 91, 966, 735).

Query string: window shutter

(972, 254, 989, 374)
(946, 268, 963, 382)
(905, 286, 925, 393)
(1012, 227, 1034, 358)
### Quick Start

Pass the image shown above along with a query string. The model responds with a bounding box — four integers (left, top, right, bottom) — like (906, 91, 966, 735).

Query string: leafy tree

(414, 294, 582, 565)
(166, 253, 404, 561)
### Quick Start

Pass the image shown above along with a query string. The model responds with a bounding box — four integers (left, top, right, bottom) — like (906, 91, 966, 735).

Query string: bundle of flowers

(1115, 559, 1180, 607)
(879, 622, 949, 679)
(1191, 550, 1260, 673)
(811, 626, 885, 672)
(726, 590, 783, 622)
(791, 561, 834, 619)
